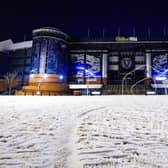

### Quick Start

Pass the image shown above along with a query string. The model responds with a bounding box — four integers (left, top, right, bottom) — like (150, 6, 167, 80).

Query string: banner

(152, 53, 168, 77)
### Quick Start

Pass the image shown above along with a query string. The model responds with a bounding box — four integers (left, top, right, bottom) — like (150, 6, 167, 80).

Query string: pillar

(102, 53, 108, 85)
(146, 52, 151, 78)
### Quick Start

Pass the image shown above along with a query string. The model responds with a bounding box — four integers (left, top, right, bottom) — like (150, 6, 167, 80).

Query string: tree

(4, 72, 18, 95)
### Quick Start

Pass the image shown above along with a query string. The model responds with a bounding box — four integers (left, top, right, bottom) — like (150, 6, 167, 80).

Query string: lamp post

(122, 65, 160, 95)
(36, 74, 47, 95)
(130, 77, 157, 95)
(86, 84, 89, 96)
(36, 83, 41, 95)
(122, 65, 145, 95)
(163, 79, 168, 95)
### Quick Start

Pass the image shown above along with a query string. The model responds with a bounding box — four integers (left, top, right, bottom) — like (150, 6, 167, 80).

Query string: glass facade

(31, 38, 40, 73)
(31, 37, 68, 78)
(47, 38, 63, 74)
(0, 52, 9, 77)
(70, 52, 102, 83)
(2, 26, 168, 95)
(9, 48, 32, 84)
(108, 51, 145, 84)
(152, 52, 168, 78)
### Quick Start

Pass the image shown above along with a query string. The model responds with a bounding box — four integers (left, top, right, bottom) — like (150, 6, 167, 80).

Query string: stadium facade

(0, 27, 168, 95)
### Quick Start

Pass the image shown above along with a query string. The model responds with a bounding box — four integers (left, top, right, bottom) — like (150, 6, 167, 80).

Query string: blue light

(30, 74, 34, 78)
(154, 76, 167, 81)
(153, 66, 168, 81)
(43, 74, 48, 79)
(85, 69, 95, 77)
(161, 69, 168, 75)
(75, 65, 102, 78)
(59, 75, 64, 80)
(76, 66, 85, 70)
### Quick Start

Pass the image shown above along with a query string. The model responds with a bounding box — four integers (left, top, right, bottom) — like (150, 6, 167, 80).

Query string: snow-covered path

(0, 96, 168, 168)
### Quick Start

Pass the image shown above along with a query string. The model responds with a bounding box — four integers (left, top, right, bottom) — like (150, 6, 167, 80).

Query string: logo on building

(121, 57, 132, 70)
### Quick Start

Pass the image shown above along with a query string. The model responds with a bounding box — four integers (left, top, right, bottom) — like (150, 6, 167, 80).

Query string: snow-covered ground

(0, 96, 168, 168)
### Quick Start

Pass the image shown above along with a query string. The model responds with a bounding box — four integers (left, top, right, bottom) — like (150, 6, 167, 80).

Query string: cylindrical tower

(31, 27, 69, 81)
(19, 27, 70, 96)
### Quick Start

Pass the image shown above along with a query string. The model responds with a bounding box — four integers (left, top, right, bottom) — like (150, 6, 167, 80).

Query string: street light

(59, 75, 64, 80)
(121, 65, 145, 95)
(36, 74, 48, 95)
(130, 77, 157, 95)
(121, 65, 160, 95)
(86, 84, 89, 96)
(30, 74, 34, 78)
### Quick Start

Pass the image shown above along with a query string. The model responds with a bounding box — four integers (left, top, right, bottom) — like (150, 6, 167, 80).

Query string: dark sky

(0, 0, 168, 42)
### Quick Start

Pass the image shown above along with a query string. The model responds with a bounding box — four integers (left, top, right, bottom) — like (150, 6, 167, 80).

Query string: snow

(0, 96, 168, 167)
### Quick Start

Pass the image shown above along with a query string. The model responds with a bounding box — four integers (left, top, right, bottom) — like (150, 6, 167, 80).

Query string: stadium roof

(0, 39, 168, 52)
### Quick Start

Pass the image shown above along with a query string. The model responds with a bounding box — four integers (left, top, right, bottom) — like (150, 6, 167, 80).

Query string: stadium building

(0, 27, 168, 95)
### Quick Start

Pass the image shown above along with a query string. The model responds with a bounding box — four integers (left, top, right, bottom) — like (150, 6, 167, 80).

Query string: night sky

(0, 0, 168, 42)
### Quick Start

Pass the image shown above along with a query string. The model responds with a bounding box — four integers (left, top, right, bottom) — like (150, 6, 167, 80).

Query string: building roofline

(9, 40, 32, 50)
(70, 41, 168, 45)
(0, 39, 168, 52)
(0, 39, 13, 52)
(0, 40, 32, 52)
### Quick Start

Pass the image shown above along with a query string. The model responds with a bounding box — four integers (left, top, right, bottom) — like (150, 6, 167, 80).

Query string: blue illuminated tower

(20, 27, 70, 95)
(31, 27, 69, 81)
